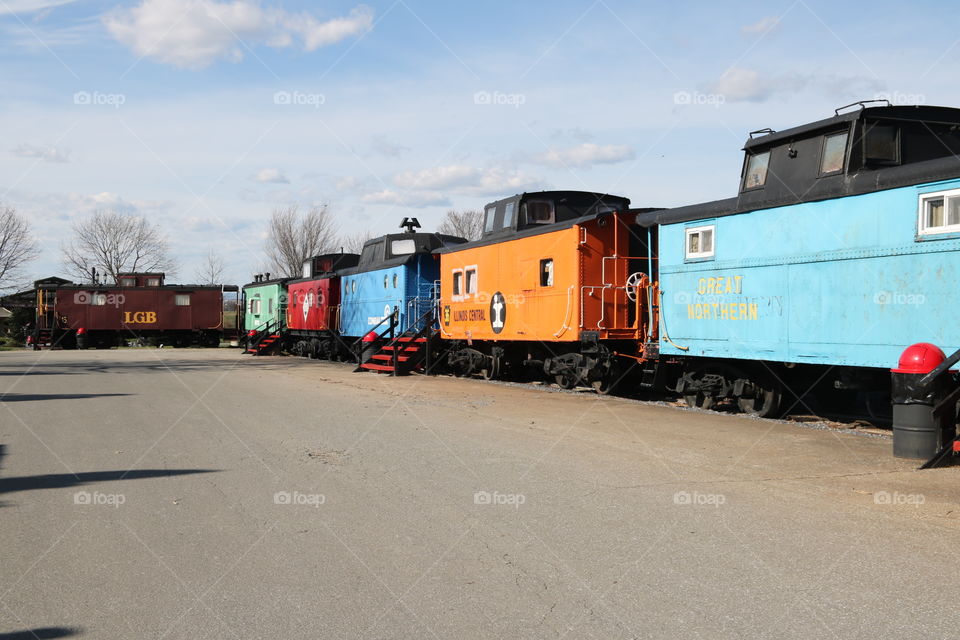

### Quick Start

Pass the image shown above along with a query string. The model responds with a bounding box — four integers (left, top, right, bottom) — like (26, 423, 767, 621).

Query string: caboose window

(501, 202, 515, 229)
(91, 293, 107, 306)
(919, 188, 960, 236)
(146, 278, 160, 287)
(175, 294, 191, 306)
(685, 225, 715, 259)
(540, 259, 554, 287)
(120, 278, 136, 287)
(820, 132, 848, 175)
(742, 151, 770, 190)
(525, 200, 555, 225)
(390, 239, 416, 256)
(465, 268, 477, 295)
(864, 123, 900, 165)
(483, 205, 496, 233)
(452, 270, 463, 297)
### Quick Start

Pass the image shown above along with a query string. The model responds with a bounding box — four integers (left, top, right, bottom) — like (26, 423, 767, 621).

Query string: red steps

(359, 336, 428, 374)
(246, 333, 280, 355)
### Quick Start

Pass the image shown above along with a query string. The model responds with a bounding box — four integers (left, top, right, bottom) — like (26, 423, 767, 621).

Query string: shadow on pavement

(0, 394, 132, 403)
(0, 467, 218, 496)
(0, 628, 81, 639)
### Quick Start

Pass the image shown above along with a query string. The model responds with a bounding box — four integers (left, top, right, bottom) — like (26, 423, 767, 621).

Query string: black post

(391, 308, 398, 376)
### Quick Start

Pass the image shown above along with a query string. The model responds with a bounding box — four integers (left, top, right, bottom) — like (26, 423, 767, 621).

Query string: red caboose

(284, 253, 359, 359)
(34, 273, 237, 349)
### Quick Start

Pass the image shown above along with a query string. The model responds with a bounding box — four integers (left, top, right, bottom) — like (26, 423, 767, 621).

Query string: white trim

(685, 224, 715, 259)
(918, 187, 960, 236)
(451, 268, 464, 302)
(464, 264, 478, 297)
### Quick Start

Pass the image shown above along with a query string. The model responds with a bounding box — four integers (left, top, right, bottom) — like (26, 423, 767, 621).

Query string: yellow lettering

(739, 303, 747, 319)
(124, 311, 157, 324)
(697, 278, 707, 295)
(735, 275, 743, 294)
(749, 304, 758, 320)
(724, 278, 733, 293)
(730, 303, 738, 320)
(688, 304, 695, 319)
(720, 304, 729, 319)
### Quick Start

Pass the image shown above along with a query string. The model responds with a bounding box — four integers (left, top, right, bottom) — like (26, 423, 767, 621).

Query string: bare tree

(195, 249, 225, 284)
(340, 230, 373, 254)
(438, 209, 483, 241)
(62, 210, 177, 282)
(0, 206, 38, 289)
(265, 204, 338, 278)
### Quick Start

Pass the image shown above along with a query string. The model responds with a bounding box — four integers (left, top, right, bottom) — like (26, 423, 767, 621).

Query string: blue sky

(1, 0, 956, 285)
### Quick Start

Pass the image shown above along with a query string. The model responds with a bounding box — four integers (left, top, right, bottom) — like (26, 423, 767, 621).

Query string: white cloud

(709, 68, 771, 102)
(12, 143, 70, 163)
(393, 165, 479, 190)
(391, 164, 539, 195)
(369, 135, 409, 158)
(741, 16, 780, 36)
(530, 143, 634, 168)
(360, 189, 450, 208)
(104, 0, 374, 70)
(0, 0, 75, 15)
(251, 167, 289, 184)
(707, 67, 884, 103)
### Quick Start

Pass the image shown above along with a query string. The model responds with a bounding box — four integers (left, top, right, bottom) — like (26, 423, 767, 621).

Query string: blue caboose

(637, 102, 960, 416)
(339, 221, 466, 339)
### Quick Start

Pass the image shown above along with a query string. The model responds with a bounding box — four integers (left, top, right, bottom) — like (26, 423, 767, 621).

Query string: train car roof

(242, 278, 292, 289)
(435, 190, 636, 253)
(638, 103, 960, 227)
(340, 232, 467, 274)
(51, 282, 239, 291)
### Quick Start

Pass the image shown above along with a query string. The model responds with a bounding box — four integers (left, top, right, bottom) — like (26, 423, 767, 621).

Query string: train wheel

(592, 377, 617, 395)
(555, 372, 581, 390)
(683, 392, 714, 411)
(481, 356, 501, 381)
(737, 384, 781, 418)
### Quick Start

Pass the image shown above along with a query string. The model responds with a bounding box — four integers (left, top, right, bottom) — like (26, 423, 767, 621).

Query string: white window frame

(175, 293, 191, 306)
(918, 188, 960, 236)
(451, 268, 464, 301)
(464, 265, 478, 296)
(539, 258, 554, 287)
(685, 225, 716, 260)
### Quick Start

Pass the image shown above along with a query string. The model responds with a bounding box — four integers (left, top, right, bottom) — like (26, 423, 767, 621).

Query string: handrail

(383, 304, 437, 374)
(350, 308, 398, 366)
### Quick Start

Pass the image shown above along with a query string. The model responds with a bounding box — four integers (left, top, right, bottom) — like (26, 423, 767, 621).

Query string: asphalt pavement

(2, 348, 960, 639)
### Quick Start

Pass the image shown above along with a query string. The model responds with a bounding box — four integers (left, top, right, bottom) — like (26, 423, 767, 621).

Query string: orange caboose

(437, 191, 660, 390)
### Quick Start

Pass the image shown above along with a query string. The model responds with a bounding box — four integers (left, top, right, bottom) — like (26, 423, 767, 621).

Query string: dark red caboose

(284, 253, 359, 359)
(34, 273, 237, 349)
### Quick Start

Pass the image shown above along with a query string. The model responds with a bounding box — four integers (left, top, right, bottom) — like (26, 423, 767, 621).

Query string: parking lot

(3, 348, 960, 639)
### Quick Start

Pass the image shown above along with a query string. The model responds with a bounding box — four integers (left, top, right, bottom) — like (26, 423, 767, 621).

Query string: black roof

(437, 190, 633, 253)
(341, 232, 467, 274)
(639, 103, 960, 226)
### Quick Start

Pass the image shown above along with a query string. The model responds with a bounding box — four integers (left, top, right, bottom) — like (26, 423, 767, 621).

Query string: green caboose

(242, 275, 290, 334)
